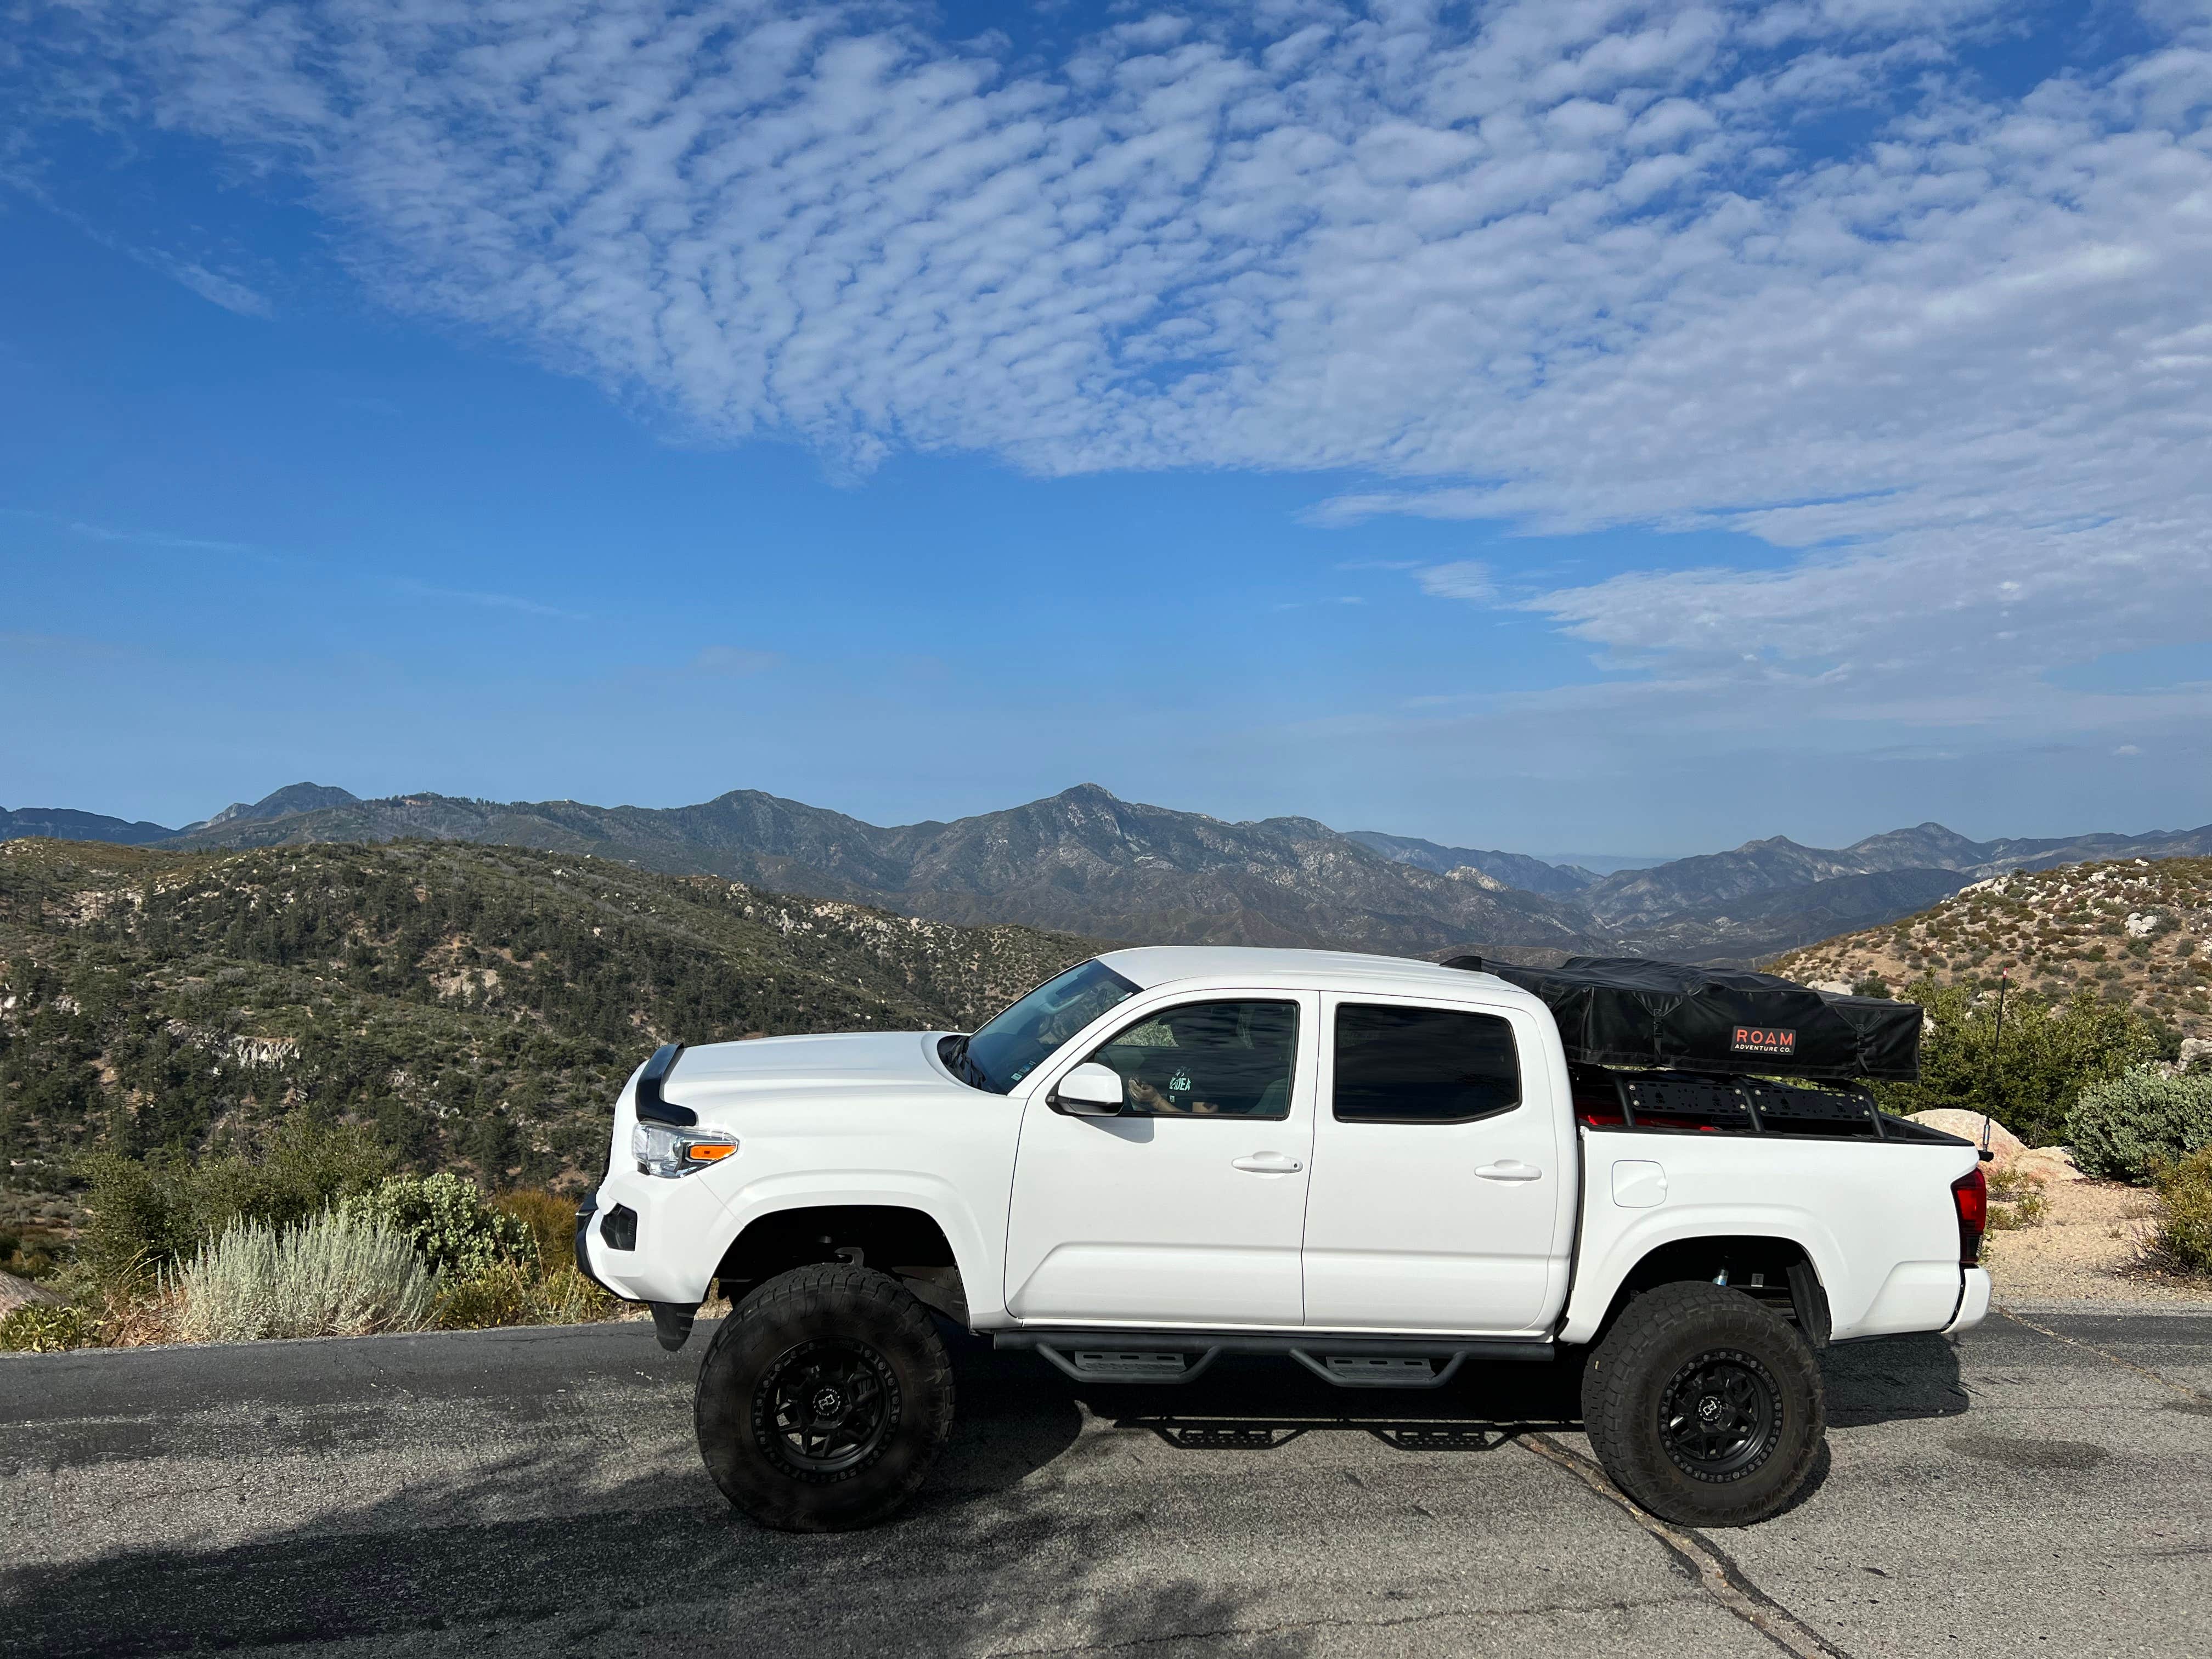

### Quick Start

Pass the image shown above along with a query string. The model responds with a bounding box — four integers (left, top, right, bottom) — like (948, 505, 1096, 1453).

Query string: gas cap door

(1611, 1160, 1667, 1209)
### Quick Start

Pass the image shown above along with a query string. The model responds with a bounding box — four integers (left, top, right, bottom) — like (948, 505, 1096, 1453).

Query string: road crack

(1519, 1432, 1852, 1659)
(1993, 1307, 2212, 1404)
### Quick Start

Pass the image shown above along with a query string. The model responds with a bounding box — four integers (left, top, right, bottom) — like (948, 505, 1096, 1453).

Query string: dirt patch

(1986, 1173, 2212, 1305)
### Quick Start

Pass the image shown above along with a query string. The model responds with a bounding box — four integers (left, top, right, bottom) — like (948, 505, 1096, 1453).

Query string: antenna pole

(1983, 972, 2008, 1153)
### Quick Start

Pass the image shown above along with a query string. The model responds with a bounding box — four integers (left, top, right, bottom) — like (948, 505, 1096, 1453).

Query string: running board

(996, 1327, 1551, 1387)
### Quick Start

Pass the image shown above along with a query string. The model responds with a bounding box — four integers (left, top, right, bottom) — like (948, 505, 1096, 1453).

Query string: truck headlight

(633, 1122, 738, 1178)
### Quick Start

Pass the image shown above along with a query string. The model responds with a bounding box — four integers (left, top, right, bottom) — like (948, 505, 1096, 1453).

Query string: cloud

(157, 257, 272, 317)
(1414, 561, 1497, 602)
(18, 1, 2212, 737)
(54, 516, 254, 554)
(690, 645, 782, 675)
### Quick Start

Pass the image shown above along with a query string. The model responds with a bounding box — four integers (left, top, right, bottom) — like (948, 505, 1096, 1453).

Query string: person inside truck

(1105, 1000, 1298, 1117)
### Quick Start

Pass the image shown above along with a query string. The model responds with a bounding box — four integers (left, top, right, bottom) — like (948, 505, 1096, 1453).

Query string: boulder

(0, 1269, 64, 1319)
(2008, 1146, 2084, 1185)
(1908, 1109, 2026, 1160)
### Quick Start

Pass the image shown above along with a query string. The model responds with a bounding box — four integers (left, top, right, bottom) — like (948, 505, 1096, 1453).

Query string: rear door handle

(1232, 1153, 1304, 1174)
(1475, 1160, 1543, 1182)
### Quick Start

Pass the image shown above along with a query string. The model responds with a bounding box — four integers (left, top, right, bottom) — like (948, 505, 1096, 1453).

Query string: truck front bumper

(574, 1164, 731, 1306)
(1945, 1267, 1992, 1335)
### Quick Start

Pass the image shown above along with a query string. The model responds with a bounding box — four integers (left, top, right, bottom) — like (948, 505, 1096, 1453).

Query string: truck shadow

(1005, 1331, 1967, 1464)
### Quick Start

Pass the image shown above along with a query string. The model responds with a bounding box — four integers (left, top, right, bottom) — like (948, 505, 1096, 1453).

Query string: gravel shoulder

(1987, 1172, 2212, 1306)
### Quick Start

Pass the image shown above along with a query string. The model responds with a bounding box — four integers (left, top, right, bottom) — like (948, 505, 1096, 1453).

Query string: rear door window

(1332, 1003, 1521, 1124)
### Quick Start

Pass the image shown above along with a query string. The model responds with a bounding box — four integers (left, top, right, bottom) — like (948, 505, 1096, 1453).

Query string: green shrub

(1875, 981, 2160, 1146)
(2068, 1068, 2212, 1182)
(0, 1304, 97, 1353)
(79, 1118, 392, 1285)
(437, 1258, 612, 1330)
(338, 1172, 532, 1280)
(2152, 1149, 2212, 1277)
(171, 1211, 438, 1343)
(494, 1188, 580, 1275)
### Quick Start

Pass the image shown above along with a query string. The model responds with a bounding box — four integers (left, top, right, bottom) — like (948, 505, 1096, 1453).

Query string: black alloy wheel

(696, 1263, 955, 1532)
(1657, 1349, 1781, 1481)
(756, 1338, 899, 1475)
(1582, 1280, 1826, 1527)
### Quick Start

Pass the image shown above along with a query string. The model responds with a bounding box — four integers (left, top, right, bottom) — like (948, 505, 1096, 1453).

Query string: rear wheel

(1581, 1281, 1825, 1527)
(695, 1265, 955, 1531)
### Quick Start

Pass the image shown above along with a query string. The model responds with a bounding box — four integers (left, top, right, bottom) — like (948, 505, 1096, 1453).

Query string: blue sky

(5, 1, 2210, 859)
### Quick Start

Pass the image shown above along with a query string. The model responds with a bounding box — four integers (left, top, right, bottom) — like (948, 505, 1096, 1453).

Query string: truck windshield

(951, 959, 1140, 1094)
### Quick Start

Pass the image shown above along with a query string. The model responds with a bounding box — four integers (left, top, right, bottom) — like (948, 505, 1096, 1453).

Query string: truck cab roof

(1094, 945, 1526, 1003)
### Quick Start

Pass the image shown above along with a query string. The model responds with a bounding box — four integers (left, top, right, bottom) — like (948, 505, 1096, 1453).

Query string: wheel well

(1597, 1235, 1824, 1344)
(714, 1206, 966, 1323)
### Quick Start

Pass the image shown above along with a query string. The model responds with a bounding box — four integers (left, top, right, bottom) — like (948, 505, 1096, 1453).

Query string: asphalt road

(3, 1303, 2209, 1658)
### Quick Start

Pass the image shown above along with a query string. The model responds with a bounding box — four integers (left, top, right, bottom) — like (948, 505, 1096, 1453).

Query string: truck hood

(662, 1031, 960, 1113)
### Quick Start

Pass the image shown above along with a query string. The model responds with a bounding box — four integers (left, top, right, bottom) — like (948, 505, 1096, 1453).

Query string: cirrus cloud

(15, 0, 2212, 742)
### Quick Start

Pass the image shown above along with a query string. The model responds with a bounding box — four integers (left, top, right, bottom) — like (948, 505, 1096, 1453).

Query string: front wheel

(695, 1265, 955, 1531)
(1581, 1281, 1825, 1527)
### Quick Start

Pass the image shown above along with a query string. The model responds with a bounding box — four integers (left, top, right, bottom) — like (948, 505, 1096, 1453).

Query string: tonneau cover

(1446, 955, 1921, 1081)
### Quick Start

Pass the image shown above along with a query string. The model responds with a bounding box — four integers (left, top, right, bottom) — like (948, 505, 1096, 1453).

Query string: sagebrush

(170, 1211, 439, 1342)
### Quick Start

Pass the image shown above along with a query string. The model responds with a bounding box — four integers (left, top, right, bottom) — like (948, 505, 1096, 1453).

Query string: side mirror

(1052, 1062, 1125, 1117)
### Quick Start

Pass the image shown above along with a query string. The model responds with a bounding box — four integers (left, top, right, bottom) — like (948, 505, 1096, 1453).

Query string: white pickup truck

(577, 947, 1991, 1532)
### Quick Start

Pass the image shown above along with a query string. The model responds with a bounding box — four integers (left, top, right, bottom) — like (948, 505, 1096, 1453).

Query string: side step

(1035, 1345, 1219, 1385)
(1290, 1351, 1467, 1390)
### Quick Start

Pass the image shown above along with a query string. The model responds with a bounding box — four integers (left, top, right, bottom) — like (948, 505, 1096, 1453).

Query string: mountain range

(9, 783, 2212, 965)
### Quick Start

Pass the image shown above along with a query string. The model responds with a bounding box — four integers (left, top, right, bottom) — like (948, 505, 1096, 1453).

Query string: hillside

(0, 839, 1092, 1194)
(1772, 856, 2212, 1043)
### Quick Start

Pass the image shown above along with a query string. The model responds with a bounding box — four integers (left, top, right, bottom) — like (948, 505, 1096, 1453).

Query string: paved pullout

(3, 1306, 2208, 1658)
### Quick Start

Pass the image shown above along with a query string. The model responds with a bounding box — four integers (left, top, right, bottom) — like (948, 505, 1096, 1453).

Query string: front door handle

(1232, 1153, 1304, 1174)
(1475, 1160, 1543, 1182)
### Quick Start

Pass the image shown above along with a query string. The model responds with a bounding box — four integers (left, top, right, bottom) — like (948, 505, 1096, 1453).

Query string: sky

(3, 1, 2210, 861)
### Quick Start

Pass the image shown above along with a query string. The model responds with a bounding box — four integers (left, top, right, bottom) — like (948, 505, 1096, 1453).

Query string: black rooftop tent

(1444, 955, 1921, 1082)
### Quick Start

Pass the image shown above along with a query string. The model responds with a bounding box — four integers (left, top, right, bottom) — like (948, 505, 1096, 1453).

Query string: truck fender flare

(712, 1172, 1001, 1323)
(1557, 1205, 1847, 1346)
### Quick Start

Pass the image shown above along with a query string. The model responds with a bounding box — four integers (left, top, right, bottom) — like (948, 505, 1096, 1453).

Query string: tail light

(1952, 1166, 1987, 1266)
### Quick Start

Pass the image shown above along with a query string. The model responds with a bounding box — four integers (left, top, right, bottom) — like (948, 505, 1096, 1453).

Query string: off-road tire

(1581, 1281, 1825, 1528)
(695, 1265, 955, 1532)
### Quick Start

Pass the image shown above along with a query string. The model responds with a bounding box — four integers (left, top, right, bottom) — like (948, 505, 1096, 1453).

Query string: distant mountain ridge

(0, 806, 177, 846)
(1342, 830, 1598, 896)
(148, 782, 1611, 958)
(10, 783, 2212, 966)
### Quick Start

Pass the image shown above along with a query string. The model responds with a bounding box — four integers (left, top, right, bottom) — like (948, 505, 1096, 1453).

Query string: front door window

(1090, 1001, 1299, 1118)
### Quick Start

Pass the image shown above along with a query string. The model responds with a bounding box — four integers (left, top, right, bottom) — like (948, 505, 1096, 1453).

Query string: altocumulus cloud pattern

(15, 1, 2212, 726)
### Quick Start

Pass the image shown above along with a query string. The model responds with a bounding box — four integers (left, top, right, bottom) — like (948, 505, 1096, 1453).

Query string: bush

(171, 1211, 438, 1342)
(437, 1259, 613, 1330)
(1875, 981, 2160, 1146)
(79, 1118, 392, 1285)
(0, 1304, 97, 1353)
(494, 1188, 581, 1276)
(338, 1172, 533, 1280)
(2152, 1149, 2212, 1277)
(2068, 1068, 2212, 1182)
